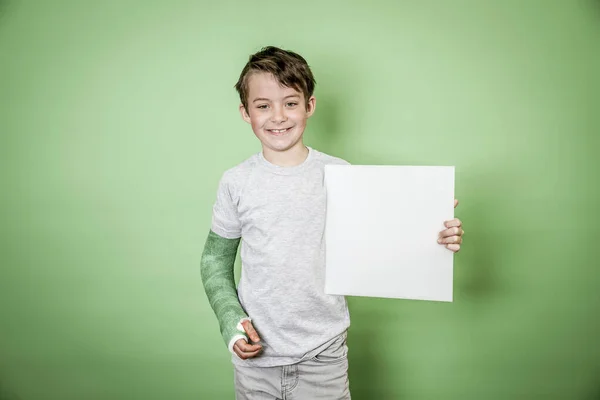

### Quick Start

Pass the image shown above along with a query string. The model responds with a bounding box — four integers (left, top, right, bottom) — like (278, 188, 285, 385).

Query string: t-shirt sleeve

(211, 174, 242, 239)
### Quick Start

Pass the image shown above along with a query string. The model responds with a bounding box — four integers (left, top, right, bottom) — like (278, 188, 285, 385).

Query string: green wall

(1, 1, 598, 399)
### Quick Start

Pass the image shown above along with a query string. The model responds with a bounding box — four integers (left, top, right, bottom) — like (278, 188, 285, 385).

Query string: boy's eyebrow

(252, 95, 300, 103)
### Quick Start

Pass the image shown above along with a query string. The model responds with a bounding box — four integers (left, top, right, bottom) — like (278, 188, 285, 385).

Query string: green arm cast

(200, 230, 248, 350)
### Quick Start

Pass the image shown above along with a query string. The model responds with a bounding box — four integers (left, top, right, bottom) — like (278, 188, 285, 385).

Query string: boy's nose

(271, 107, 287, 123)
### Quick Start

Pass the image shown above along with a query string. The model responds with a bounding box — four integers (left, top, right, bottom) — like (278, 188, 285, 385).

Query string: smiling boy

(200, 46, 464, 399)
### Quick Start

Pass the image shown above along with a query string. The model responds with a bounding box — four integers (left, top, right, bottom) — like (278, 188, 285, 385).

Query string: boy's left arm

(438, 199, 464, 253)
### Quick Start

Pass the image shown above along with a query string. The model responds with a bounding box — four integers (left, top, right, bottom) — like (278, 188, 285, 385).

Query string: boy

(200, 46, 464, 399)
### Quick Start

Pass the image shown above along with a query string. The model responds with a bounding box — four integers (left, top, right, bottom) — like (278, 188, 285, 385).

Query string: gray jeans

(233, 333, 351, 399)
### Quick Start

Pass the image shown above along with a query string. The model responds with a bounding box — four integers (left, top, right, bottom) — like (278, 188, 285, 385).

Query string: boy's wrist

(227, 317, 252, 355)
(228, 334, 247, 354)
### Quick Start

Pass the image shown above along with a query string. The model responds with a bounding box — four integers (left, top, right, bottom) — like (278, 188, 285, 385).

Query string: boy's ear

(306, 96, 317, 118)
(239, 104, 251, 124)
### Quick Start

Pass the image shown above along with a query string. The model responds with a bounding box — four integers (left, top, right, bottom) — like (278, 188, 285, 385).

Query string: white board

(324, 165, 455, 302)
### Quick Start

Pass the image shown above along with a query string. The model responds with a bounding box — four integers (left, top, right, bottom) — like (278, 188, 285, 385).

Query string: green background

(1, 1, 599, 399)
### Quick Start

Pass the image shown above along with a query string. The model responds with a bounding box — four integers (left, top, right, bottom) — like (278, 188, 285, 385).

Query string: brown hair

(235, 46, 316, 111)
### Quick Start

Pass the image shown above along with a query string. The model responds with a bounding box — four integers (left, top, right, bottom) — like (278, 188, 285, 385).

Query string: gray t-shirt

(211, 147, 351, 367)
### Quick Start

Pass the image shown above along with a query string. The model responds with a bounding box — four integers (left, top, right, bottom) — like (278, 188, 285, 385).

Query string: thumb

(241, 319, 261, 343)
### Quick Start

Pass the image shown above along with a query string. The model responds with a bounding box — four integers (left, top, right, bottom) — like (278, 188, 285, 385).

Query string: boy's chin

(257, 134, 304, 151)
(260, 139, 304, 153)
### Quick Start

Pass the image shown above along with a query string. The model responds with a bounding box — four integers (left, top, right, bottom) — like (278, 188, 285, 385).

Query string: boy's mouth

(266, 127, 292, 135)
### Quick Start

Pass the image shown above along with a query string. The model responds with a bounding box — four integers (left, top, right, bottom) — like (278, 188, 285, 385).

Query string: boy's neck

(262, 143, 309, 167)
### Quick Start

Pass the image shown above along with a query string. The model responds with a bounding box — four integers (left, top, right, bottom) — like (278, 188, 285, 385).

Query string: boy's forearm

(200, 230, 248, 351)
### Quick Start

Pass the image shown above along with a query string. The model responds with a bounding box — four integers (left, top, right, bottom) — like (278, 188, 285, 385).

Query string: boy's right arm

(200, 230, 262, 358)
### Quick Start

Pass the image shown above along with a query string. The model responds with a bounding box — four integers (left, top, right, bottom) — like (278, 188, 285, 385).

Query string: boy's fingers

(234, 340, 262, 359)
(233, 344, 253, 360)
(446, 243, 461, 252)
(438, 235, 463, 244)
(242, 320, 261, 342)
(234, 347, 261, 360)
(439, 227, 464, 238)
(454, 199, 459, 208)
(444, 218, 462, 228)
(235, 338, 262, 353)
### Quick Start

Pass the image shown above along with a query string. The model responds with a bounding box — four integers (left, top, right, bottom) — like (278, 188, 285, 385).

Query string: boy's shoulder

(219, 152, 261, 185)
(310, 148, 351, 166)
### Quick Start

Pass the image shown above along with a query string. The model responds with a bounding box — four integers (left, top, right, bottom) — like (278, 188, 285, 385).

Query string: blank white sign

(324, 165, 455, 302)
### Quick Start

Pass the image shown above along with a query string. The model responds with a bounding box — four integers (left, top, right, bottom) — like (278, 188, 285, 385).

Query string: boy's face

(240, 72, 316, 155)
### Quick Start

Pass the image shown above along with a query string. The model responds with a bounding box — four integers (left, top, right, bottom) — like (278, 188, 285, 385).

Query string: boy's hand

(233, 319, 263, 359)
(438, 199, 464, 253)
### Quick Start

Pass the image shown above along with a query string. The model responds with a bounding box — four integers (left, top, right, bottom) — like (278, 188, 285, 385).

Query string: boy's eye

(286, 102, 298, 107)
(257, 104, 268, 109)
